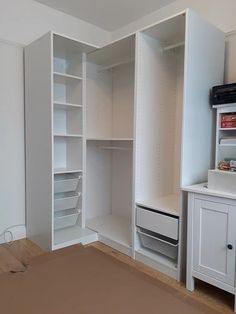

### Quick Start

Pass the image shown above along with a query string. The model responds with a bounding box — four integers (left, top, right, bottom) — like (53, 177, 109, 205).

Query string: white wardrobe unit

(85, 36, 135, 255)
(25, 32, 98, 250)
(25, 10, 225, 281)
(134, 10, 225, 279)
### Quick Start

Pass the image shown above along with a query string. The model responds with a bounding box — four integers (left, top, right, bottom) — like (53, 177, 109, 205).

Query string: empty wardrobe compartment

(135, 15, 185, 216)
(85, 35, 135, 255)
(54, 105, 83, 136)
(86, 140, 133, 253)
(134, 14, 185, 278)
(53, 35, 83, 78)
(86, 35, 135, 140)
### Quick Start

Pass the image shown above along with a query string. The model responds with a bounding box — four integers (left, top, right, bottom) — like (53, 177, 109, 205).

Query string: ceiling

(34, 0, 176, 31)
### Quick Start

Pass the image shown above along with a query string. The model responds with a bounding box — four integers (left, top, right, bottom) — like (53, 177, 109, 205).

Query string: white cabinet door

(193, 199, 236, 286)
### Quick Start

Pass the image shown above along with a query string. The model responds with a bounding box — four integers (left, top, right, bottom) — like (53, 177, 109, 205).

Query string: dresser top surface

(182, 183, 236, 200)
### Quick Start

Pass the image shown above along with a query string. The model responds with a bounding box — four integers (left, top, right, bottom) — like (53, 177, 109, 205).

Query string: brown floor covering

(0, 239, 234, 313)
(0, 244, 224, 314)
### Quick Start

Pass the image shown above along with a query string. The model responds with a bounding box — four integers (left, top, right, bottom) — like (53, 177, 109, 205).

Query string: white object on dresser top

(182, 182, 236, 200)
(208, 169, 236, 195)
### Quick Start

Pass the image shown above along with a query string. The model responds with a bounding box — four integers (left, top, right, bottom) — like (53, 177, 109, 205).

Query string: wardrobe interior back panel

(135, 33, 184, 201)
(86, 63, 113, 138)
(112, 62, 134, 138)
(86, 142, 132, 220)
(86, 141, 112, 219)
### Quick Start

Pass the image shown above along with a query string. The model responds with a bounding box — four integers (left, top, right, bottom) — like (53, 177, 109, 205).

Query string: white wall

(111, 0, 236, 82)
(0, 42, 25, 243)
(112, 0, 236, 40)
(225, 34, 236, 83)
(0, 0, 111, 243)
(111, 0, 236, 87)
(1, 0, 236, 243)
(0, 0, 110, 47)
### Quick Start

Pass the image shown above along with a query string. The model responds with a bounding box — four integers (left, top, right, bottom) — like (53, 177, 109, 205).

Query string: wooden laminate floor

(0, 239, 234, 313)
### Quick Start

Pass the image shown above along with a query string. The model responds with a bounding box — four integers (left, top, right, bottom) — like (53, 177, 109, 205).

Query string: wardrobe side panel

(173, 47, 184, 195)
(181, 10, 225, 187)
(25, 33, 53, 250)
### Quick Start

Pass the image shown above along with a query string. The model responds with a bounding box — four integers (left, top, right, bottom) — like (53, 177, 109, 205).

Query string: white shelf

(86, 137, 133, 141)
(53, 71, 83, 81)
(54, 168, 83, 174)
(53, 225, 97, 250)
(219, 144, 236, 147)
(213, 103, 236, 109)
(54, 101, 82, 109)
(136, 194, 181, 217)
(219, 128, 236, 131)
(54, 134, 83, 138)
(86, 214, 131, 248)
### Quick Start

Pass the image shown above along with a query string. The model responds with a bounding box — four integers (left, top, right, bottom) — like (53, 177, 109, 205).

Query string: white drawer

(54, 173, 82, 193)
(54, 209, 80, 230)
(54, 178, 79, 193)
(137, 227, 178, 260)
(136, 207, 179, 240)
(54, 192, 81, 212)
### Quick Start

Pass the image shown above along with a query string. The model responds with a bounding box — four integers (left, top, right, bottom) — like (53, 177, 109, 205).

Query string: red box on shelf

(221, 113, 236, 128)
(221, 121, 236, 128)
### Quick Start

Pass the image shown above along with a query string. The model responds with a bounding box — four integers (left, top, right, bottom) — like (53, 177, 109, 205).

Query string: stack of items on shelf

(54, 173, 82, 230)
(217, 111, 236, 171)
(218, 159, 236, 171)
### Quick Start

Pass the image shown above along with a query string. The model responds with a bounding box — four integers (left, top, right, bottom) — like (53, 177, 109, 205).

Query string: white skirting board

(0, 225, 26, 244)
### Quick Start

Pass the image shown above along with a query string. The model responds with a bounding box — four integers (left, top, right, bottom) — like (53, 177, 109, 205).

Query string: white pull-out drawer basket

(54, 178, 80, 193)
(136, 207, 179, 240)
(54, 173, 82, 193)
(54, 192, 81, 211)
(138, 227, 178, 260)
(54, 209, 80, 230)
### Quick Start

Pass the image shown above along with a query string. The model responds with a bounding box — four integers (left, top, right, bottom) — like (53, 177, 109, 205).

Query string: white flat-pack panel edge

(25, 32, 53, 250)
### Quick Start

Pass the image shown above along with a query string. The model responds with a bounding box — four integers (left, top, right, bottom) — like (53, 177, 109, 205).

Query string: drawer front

(138, 228, 178, 260)
(54, 178, 79, 193)
(136, 207, 179, 240)
(54, 196, 79, 212)
(54, 212, 79, 230)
